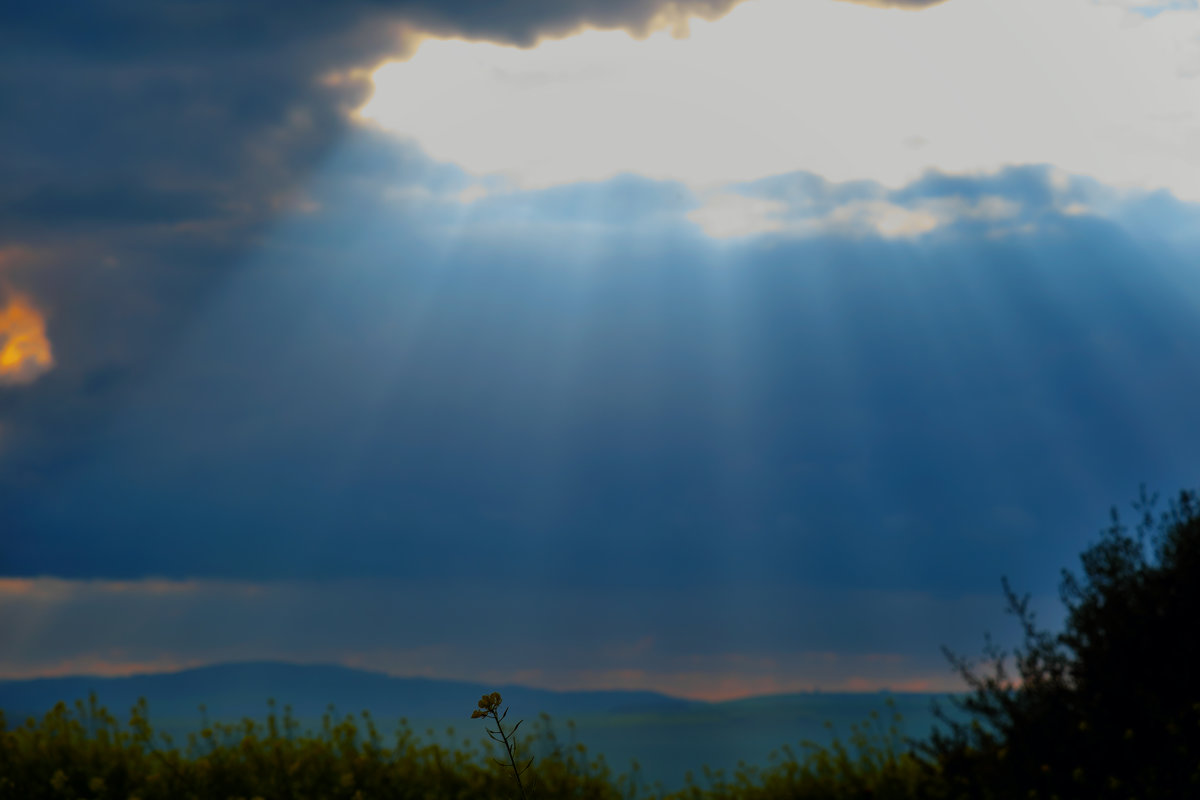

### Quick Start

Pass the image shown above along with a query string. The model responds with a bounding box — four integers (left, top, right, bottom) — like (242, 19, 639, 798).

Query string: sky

(1, 0, 1199, 701)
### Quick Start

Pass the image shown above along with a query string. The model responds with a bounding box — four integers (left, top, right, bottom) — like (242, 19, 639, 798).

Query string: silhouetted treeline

(918, 485, 1200, 799)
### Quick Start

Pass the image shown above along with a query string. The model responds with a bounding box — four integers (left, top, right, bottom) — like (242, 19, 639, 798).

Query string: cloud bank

(687, 165, 1200, 240)
(0, 575, 1044, 697)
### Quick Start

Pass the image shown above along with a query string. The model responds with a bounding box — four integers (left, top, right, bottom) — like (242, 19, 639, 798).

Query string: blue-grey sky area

(1, 0, 1198, 699)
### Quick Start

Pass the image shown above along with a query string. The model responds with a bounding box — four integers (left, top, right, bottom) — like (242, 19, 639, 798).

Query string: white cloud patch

(686, 192, 787, 237)
(689, 180, 1025, 239)
(359, 0, 1200, 202)
(806, 194, 1023, 238)
(821, 200, 943, 239)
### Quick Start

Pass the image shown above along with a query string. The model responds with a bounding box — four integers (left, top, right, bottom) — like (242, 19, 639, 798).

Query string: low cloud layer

(688, 165, 1200, 240)
(0, 575, 1052, 697)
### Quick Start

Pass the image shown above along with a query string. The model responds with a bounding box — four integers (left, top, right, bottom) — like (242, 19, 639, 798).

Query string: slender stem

(490, 707, 530, 800)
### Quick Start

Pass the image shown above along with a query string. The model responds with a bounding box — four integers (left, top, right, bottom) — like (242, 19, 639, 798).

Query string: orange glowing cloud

(0, 293, 54, 385)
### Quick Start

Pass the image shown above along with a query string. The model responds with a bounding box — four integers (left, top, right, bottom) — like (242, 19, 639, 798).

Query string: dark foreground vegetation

(2, 485, 1197, 800)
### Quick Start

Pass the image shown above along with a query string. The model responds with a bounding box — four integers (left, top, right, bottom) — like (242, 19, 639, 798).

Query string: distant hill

(0, 661, 699, 725)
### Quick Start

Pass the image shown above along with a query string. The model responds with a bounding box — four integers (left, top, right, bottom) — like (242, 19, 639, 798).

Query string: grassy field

(0, 665, 965, 795)
(0, 690, 949, 800)
(414, 692, 965, 792)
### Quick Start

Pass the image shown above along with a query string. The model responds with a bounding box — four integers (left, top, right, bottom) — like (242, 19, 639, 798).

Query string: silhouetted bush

(920, 485, 1200, 799)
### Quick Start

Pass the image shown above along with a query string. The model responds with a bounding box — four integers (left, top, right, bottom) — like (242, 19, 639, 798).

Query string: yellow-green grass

(0, 690, 934, 800)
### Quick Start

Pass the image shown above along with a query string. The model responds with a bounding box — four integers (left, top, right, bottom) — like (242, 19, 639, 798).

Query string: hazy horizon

(0, 657, 975, 703)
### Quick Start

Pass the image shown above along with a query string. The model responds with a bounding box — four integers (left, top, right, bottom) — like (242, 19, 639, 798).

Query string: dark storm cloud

(0, 0, 948, 239)
(2, 181, 229, 228)
(0, 7, 385, 227)
(369, 0, 747, 44)
(362, 0, 951, 44)
(0, 0, 960, 453)
(0, 3, 402, 477)
(3, 0, 934, 471)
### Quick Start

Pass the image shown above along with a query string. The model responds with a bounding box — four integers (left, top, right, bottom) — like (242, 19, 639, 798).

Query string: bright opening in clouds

(360, 0, 1200, 200)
